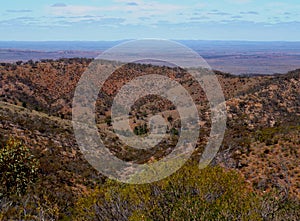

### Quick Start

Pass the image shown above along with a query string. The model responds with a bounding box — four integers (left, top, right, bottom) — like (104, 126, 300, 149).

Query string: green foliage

(134, 124, 148, 136)
(0, 138, 39, 197)
(170, 127, 179, 136)
(129, 165, 262, 221)
(255, 125, 300, 145)
(105, 116, 112, 126)
(74, 164, 262, 221)
(74, 162, 300, 220)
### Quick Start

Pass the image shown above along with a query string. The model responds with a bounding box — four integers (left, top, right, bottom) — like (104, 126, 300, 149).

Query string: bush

(0, 138, 39, 197)
(74, 162, 300, 220)
(105, 116, 112, 126)
(134, 124, 148, 136)
(73, 164, 262, 221)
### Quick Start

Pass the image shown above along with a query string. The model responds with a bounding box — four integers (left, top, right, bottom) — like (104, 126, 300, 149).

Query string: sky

(1, 0, 300, 41)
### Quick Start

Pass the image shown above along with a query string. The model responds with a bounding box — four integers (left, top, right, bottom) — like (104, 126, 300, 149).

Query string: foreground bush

(0, 138, 39, 197)
(0, 193, 60, 221)
(74, 163, 300, 221)
(0, 138, 298, 220)
(74, 164, 258, 220)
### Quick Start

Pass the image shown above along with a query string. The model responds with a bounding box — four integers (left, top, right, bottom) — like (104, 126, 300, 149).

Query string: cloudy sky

(1, 0, 300, 41)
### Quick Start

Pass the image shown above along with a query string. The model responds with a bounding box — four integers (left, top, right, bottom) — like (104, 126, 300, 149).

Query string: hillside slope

(0, 59, 299, 218)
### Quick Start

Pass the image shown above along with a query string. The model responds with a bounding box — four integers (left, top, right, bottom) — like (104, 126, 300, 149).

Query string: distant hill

(1, 40, 300, 74)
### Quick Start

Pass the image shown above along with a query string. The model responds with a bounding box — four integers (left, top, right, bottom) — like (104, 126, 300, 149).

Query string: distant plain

(0, 41, 300, 75)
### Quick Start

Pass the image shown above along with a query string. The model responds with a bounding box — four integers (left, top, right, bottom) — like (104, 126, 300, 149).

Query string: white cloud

(47, 1, 187, 26)
(6, 9, 32, 13)
(48, 1, 185, 16)
(51, 3, 67, 7)
(240, 11, 259, 15)
(49, 5, 100, 16)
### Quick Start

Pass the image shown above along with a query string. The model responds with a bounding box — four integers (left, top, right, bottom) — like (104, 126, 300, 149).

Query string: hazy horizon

(1, 40, 300, 75)
(1, 1, 300, 75)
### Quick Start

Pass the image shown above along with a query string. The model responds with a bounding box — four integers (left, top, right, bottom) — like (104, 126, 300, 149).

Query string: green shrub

(73, 164, 262, 221)
(105, 116, 112, 126)
(74, 161, 300, 220)
(134, 124, 148, 136)
(0, 138, 39, 197)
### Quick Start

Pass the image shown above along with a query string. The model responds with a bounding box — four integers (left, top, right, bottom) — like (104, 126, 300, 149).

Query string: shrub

(74, 161, 300, 220)
(105, 116, 112, 126)
(0, 138, 39, 197)
(0, 191, 62, 220)
(134, 124, 148, 136)
(73, 164, 262, 221)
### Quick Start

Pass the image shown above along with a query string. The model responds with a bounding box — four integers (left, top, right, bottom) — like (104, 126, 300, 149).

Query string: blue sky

(1, 0, 300, 41)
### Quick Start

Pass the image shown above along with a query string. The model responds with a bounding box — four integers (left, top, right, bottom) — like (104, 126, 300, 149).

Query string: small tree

(105, 116, 112, 126)
(0, 138, 39, 197)
(134, 124, 148, 136)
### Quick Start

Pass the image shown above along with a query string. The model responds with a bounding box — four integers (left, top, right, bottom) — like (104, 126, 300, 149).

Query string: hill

(0, 59, 299, 219)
